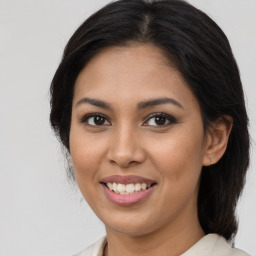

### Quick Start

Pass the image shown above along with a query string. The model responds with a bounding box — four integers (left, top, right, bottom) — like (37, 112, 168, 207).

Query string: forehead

(75, 43, 176, 84)
(73, 43, 198, 111)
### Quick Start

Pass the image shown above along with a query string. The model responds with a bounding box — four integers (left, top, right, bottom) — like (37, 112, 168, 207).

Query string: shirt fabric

(73, 233, 251, 256)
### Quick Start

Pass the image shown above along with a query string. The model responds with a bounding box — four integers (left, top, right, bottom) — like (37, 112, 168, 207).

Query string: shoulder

(214, 235, 251, 256)
(182, 234, 251, 256)
(73, 237, 106, 256)
(73, 234, 251, 256)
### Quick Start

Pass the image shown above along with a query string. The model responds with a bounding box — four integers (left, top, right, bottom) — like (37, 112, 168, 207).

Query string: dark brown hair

(50, 0, 250, 241)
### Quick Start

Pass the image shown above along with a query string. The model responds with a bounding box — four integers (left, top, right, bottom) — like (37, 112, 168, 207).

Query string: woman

(50, 0, 251, 255)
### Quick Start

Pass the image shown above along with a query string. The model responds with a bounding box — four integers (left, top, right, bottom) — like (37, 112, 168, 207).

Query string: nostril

(109, 158, 139, 168)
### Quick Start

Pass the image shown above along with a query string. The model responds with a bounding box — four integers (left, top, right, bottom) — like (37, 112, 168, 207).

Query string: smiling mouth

(100, 175, 157, 195)
(101, 182, 156, 195)
(100, 175, 157, 206)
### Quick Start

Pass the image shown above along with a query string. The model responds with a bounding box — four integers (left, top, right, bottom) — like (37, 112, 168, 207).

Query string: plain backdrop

(0, 0, 255, 255)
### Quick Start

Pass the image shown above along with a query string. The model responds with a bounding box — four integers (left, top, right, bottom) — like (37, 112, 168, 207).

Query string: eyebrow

(76, 97, 112, 109)
(75, 97, 183, 110)
(137, 97, 183, 109)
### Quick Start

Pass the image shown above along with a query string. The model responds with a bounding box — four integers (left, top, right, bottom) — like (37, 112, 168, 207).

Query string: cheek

(69, 126, 103, 184)
(148, 127, 205, 186)
(69, 134, 104, 207)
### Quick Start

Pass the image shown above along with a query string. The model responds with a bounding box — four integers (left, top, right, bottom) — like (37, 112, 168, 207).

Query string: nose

(106, 125, 146, 168)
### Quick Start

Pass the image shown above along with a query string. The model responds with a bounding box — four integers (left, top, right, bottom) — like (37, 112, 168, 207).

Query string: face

(70, 44, 208, 237)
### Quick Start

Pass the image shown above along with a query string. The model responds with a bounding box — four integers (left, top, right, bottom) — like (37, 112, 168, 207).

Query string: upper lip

(100, 175, 156, 185)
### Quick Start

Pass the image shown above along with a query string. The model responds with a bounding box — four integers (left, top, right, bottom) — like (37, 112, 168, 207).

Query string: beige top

(73, 234, 251, 256)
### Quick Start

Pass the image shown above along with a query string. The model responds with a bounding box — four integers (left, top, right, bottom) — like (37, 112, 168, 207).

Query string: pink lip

(100, 175, 156, 185)
(102, 184, 155, 206)
(100, 175, 157, 206)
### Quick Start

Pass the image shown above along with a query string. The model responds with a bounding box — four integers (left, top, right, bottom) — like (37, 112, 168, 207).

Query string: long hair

(50, 0, 250, 241)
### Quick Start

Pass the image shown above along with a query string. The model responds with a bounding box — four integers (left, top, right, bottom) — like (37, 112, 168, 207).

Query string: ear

(202, 115, 233, 166)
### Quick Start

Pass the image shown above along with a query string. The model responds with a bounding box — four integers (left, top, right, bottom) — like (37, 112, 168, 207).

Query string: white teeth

(126, 184, 135, 193)
(117, 184, 126, 193)
(106, 182, 153, 194)
(141, 183, 147, 190)
(135, 183, 141, 192)
(113, 183, 117, 192)
(107, 183, 113, 190)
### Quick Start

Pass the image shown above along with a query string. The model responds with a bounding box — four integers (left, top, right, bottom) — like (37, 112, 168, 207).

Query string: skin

(69, 43, 232, 256)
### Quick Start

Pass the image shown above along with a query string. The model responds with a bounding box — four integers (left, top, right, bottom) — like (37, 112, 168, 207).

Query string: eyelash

(80, 112, 177, 127)
(143, 113, 177, 127)
(80, 113, 110, 126)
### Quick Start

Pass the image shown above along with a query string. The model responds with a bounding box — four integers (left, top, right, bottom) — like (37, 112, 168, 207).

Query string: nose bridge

(107, 122, 144, 167)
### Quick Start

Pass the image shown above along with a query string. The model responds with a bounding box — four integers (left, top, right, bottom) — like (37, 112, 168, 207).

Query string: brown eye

(93, 116, 105, 125)
(81, 114, 110, 126)
(154, 116, 167, 125)
(144, 113, 177, 127)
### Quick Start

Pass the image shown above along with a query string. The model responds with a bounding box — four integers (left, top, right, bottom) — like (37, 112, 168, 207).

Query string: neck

(104, 211, 204, 256)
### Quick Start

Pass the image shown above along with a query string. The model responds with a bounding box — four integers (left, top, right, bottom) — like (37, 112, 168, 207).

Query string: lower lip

(102, 184, 155, 206)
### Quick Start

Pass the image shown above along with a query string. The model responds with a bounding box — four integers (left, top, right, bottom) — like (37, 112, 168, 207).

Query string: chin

(106, 223, 154, 237)
(102, 212, 158, 236)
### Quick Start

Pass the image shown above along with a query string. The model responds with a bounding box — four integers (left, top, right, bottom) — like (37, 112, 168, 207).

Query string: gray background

(0, 0, 255, 255)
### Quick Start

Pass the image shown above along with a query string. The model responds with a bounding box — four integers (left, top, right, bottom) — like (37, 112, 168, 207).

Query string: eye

(143, 113, 177, 127)
(80, 113, 111, 126)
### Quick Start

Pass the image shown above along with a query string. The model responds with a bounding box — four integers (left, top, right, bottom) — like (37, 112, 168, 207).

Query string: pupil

(155, 116, 166, 125)
(94, 116, 105, 125)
